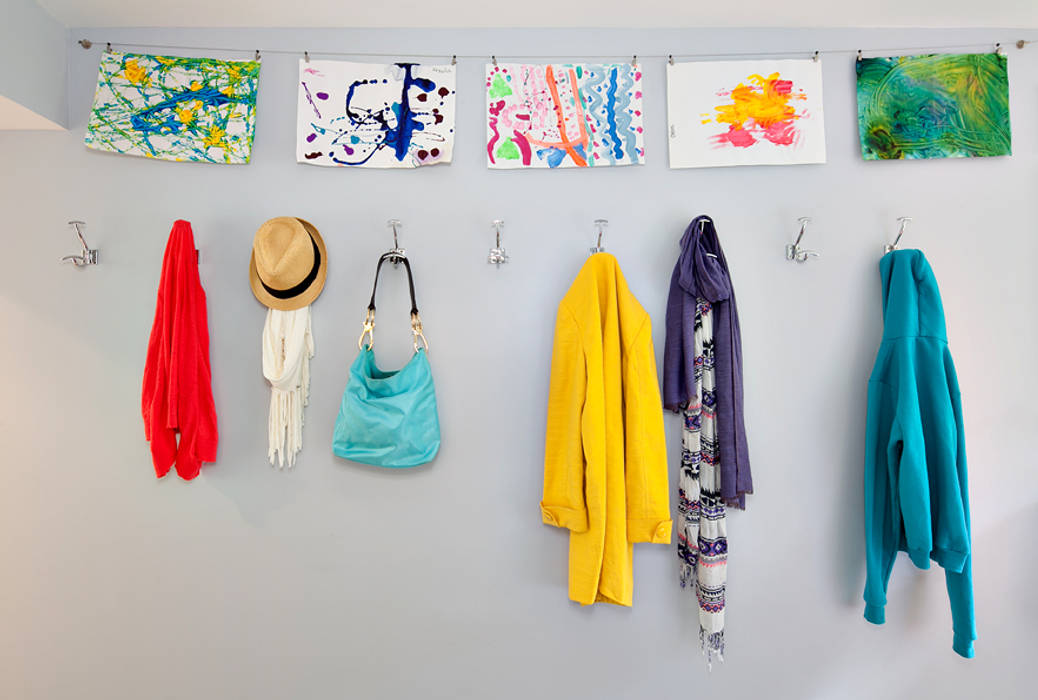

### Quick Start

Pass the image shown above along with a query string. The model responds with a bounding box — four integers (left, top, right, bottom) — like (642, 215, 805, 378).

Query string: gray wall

(0, 0, 68, 127)
(1, 26, 1035, 700)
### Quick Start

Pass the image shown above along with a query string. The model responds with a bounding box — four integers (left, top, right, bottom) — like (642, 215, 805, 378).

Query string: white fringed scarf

(262, 306, 313, 468)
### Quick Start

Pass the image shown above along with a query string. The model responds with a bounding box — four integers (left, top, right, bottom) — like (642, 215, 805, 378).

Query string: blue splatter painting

(297, 60, 456, 168)
(85, 51, 260, 164)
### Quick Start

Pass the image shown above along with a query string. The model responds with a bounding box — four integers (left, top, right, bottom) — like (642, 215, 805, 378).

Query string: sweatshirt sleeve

(541, 305, 589, 533)
(623, 316, 672, 545)
(944, 359, 976, 658)
(893, 390, 935, 570)
(863, 381, 898, 624)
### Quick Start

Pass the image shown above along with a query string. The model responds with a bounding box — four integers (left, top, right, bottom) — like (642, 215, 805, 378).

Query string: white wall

(0, 26, 1035, 700)
(0, 0, 68, 128)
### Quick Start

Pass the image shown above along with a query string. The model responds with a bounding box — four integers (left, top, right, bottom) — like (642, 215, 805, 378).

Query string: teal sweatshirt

(863, 249, 975, 658)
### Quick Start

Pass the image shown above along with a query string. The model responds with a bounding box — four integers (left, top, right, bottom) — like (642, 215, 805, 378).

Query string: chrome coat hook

(885, 216, 912, 254)
(61, 220, 98, 267)
(589, 218, 608, 255)
(785, 217, 820, 264)
(386, 218, 405, 266)
(487, 219, 509, 267)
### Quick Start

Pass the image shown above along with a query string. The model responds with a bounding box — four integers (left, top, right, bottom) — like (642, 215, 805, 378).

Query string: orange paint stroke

(545, 65, 588, 167)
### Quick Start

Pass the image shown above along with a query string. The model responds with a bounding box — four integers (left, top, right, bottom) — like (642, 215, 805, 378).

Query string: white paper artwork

(666, 59, 826, 168)
(297, 60, 456, 168)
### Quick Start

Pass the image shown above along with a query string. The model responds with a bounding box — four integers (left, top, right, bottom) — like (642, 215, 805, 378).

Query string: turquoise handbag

(332, 254, 440, 468)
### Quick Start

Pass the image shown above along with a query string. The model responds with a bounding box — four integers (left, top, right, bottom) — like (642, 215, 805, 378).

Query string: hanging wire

(76, 38, 1035, 62)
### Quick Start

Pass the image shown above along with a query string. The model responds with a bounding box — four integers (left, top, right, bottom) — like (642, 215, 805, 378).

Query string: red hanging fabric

(141, 220, 218, 480)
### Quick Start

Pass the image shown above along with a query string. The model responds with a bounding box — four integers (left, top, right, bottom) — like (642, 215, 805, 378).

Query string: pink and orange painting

(667, 59, 826, 168)
(485, 62, 644, 169)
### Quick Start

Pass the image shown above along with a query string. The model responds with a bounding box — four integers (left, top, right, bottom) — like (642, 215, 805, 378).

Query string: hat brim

(249, 217, 327, 311)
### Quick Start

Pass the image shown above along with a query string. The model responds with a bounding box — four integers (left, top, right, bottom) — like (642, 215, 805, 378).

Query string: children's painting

(485, 63, 644, 169)
(85, 52, 260, 164)
(297, 60, 456, 168)
(666, 59, 826, 168)
(856, 53, 1011, 160)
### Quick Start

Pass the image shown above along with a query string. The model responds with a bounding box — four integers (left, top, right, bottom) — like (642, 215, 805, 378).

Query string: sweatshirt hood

(879, 249, 947, 341)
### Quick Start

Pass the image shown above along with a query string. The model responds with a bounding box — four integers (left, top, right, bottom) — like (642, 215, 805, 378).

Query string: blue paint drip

(538, 147, 566, 168)
(614, 67, 638, 162)
(605, 68, 623, 161)
(341, 64, 433, 164)
(130, 87, 242, 135)
(582, 65, 609, 164)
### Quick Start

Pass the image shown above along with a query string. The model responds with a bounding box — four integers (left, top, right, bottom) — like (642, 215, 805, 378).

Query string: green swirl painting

(85, 52, 260, 164)
(856, 53, 1011, 160)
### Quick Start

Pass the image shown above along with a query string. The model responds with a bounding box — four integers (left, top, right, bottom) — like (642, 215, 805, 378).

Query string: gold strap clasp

(411, 312, 429, 352)
(357, 309, 375, 350)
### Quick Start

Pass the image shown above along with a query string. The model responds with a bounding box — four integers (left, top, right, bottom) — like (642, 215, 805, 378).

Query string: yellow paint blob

(202, 126, 226, 148)
(710, 72, 805, 130)
(123, 59, 149, 86)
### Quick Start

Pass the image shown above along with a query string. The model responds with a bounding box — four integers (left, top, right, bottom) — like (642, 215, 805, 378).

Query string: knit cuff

(952, 633, 975, 659)
(628, 518, 672, 544)
(907, 548, 932, 570)
(940, 549, 969, 574)
(864, 603, 886, 625)
(541, 504, 588, 533)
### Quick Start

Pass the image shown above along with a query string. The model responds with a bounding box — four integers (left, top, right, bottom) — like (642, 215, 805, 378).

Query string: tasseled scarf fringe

(263, 306, 314, 468)
(701, 629, 725, 669)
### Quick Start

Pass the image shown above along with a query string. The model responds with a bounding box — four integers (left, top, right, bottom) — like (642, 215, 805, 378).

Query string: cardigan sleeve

(541, 305, 589, 533)
(623, 316, 672, 544)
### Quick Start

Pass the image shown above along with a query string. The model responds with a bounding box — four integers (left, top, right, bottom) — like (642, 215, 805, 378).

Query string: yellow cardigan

(541, 253, 671, 606)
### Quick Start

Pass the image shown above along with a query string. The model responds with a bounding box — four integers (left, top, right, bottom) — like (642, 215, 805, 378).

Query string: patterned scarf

(677, 298, 728, 666)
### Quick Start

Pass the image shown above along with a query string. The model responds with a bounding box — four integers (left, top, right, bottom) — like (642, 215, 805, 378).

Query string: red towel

(141, 220, 218, 479)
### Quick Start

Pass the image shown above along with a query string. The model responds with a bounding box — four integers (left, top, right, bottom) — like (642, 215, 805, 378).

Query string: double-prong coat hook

(785, 217, 820, 264)
(61, 220, 99, 267)
(589, 219, 608, 255)
(386, 219, 406, 266)
(487, 219, 509, 267)
(885, 217, 912, 254)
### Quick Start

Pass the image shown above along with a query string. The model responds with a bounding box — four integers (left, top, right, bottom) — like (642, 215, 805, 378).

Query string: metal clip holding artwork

(487, 219, 509, 267)
(885, 216, 912, 254)
(785, 217, 820, 264)
(386, 219, 406, 267)
(61, 220, 99, 267)
(589, 218, 608, 255)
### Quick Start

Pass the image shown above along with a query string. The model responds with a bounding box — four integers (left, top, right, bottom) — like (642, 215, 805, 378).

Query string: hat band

(260, 234, 321, 300)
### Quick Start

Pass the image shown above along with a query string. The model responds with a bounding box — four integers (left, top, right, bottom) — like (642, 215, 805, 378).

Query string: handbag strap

(368, 253, 418, 316)
(358, 253, 428, 352)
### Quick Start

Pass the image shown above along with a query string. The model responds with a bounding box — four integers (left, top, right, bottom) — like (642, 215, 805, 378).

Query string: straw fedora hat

(249, 217, 327, 311)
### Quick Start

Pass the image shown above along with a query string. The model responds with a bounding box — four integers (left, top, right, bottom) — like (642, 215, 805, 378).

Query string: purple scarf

(663, 216, 753, 509)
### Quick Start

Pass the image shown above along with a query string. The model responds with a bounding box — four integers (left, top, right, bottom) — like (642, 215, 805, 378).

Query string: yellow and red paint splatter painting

(666, 59, 826, 168)
(704, 72, 808, 149)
